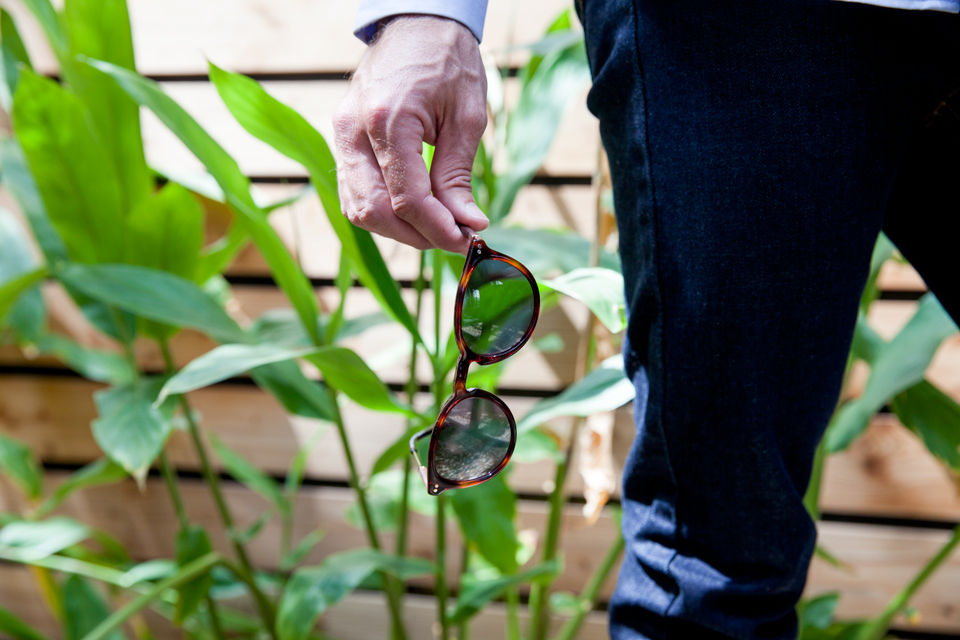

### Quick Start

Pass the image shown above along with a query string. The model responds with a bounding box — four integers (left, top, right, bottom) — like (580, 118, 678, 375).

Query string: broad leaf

(36, 459, 127, 519)
(278, 549, 433, 640)
(209, 434, 285, 512)
(285, 426, 329, 498)
(175, 525, 214, 623)
(124, 182, 204, 280)
(344, 469, 436, 533)
(159, 344, 319, 403)
(0, 518, 90, 561)
(281, 528, 326, 572)
(489, 40, 590, 222)
(305, 347, 414, 415)
(0, 432, 43, 500)
(13, 69, 125, 264)
(64, 0, 151, 214)
(85, 59, 321, 345)
(0, 267, 47, 331)
(798, 592, 841, 632)
(118, 560, 177, 588)
(91, 378, 173, 482)
(0, 605, 50, 640)
(517, 354, 635, 434)
(541, 267, 626, 333)
(62, 575, 125, 640)
(891, 381, 960, 472)
(18, 0, 66, 58)
(251, 360, 337, 423)
(0, 9, 32, 112)
(208, 64, 420, 343)
(36, 335, 134, 384)
(58, 263, 248, 344)
(0, 138, 68, 264)
(0, 210, 44, 342)
(449, 560, 561, 625)
(826, 294, 958, 452)
(369, 425, 423, 477)
(449, 474, 518, 574)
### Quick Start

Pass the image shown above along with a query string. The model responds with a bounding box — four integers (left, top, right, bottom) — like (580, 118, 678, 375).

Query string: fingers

(366, 107, 475, 254)
(430, 106, 489, 235)
(334, 100, 433, 250)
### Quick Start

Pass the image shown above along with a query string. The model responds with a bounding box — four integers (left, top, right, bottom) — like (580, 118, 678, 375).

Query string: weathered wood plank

(4, 0, 578, 76)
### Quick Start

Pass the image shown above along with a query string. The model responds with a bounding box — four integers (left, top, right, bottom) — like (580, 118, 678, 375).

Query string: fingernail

(466, 202, 488, 225)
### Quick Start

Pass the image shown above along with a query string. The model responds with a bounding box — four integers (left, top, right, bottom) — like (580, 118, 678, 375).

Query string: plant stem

(506, 587, 522, 640)
(553, 533, 625, 640)
(458, 545, 472, 640)
(80, 553, 222, 640)
(159, 452, 189, 529)
(854, 522, 960, 640)
(159, 341, 278, 640)
(436, 493, 450, 640)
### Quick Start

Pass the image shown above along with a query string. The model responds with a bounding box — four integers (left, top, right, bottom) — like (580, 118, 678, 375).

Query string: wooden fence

(1, 0, 959, 637)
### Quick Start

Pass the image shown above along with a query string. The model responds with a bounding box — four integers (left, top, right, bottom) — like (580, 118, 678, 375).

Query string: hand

(333, 15, 489, 254)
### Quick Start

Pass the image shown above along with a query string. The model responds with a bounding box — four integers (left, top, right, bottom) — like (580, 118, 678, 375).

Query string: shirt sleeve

(354, 0, 490, 44)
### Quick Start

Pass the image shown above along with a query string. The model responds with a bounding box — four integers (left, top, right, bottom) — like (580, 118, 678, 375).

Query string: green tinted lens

(461, 259, 535, 356)
(435, 397, 511, 482)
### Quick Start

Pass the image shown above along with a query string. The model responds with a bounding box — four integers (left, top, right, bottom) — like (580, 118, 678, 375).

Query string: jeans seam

(628, 0, 682, 623)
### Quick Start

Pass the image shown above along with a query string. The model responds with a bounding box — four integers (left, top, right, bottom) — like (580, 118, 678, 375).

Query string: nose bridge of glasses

(453, 354, 470, 393)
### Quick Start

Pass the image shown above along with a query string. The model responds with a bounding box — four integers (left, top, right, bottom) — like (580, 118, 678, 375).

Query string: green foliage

(277, 549, 433, 640)
(449, 559, 561, 625)
(449, 474, 518, 574)
(541, 267, 627, 333)
(62, 575, 126, 640)
(174, 525, 214, 622)
(36, 459, 127, 519)
(0, 605, 50, 640)
(209, 434, 285, 512)
(0, 9, 33, 110)
(0, 518, 90, 561)
(35, 335, 134, 385)
(0, 432, 44, 500)
(91, 378, 174, 483)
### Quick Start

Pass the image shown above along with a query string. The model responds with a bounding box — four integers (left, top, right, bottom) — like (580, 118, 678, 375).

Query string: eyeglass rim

(411, 388, 517, 496)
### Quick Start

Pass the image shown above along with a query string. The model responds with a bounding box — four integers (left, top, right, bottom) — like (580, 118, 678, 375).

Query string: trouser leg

(577, 0, 960, 638)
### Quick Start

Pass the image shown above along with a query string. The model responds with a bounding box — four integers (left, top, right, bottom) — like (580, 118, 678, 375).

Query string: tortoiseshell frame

(410, 235, 541, 495)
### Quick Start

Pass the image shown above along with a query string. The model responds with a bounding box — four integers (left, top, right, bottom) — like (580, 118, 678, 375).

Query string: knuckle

(344, 203, 381, 230)
(390, 193, 420, 221)
(461, 110, 487, 137)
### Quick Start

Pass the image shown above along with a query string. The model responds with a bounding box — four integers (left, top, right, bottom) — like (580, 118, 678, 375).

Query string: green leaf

(62, 576, 126, 640)
(0, 605, 51, 640)
(0, 518, 90, 561)
(798, 592, 841, 632)
(859, 234, 896, 314)
(369, 425, 423, 477)
(488, 39, 590, 223)
(481, 227, 620, 276)
(278, 549, 433, 640)
(208, 434, 285, 512)
(18, 0, 66, 58)
(158, 344, 319, 404)
(174, 525, 214, 623)
(305, 347, 414, 416)
(449, 474, 518, 574)
(36, 335, 134, 384)
(0, 267, 48, 332)
(207, 63, 420, 343)
(512, 427, 562, 464)
(285, 426, 329, 498)
(826, 294, 958, 452)
(0, 138, 68, 264)
(91, 378, 173, 482)
(36, 459, 127, 519)
(12, 69, 125, 264)
(0, 9, 33, 111)
(63, 0, 151, 214)
(891, 380, 960, 472)
(251, 361, 337, 423)
(124, 182, 204, 280)
(0, 210, 45, 342)
(234, 510, 273, 545)
(117, 560, 177, 588)
(517, 355, 635, 435)
(0, 432, 43, 500)
(85, 59, 321, 345)
(58, 263, 248, 344)
(449, 559, 562, 625)
(281, 528, 326, 572)
(541, 268, 626, 333)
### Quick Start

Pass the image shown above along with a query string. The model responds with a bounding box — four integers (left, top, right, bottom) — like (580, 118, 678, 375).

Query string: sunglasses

(410, 234, 540, 495)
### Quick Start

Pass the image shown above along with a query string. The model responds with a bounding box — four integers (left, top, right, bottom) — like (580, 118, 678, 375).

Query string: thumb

(430, 126, 489, 232)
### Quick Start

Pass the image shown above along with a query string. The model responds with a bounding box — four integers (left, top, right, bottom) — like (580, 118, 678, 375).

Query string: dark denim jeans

(577, 0, 959, 638)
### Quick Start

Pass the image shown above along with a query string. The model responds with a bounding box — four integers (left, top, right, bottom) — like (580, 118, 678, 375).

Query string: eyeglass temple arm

(409, 426, 433, 490)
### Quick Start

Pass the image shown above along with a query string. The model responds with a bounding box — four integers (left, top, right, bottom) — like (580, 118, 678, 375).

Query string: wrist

(374, 14, 479, 45)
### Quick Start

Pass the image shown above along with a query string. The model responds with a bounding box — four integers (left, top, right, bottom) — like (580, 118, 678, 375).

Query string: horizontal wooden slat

(5, 0, 578, 76)
(1, 475, 959, 634)
(141, 80, 597, 179)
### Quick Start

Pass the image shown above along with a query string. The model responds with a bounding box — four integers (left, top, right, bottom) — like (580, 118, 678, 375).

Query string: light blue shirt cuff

(354, 1, 489, 44)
